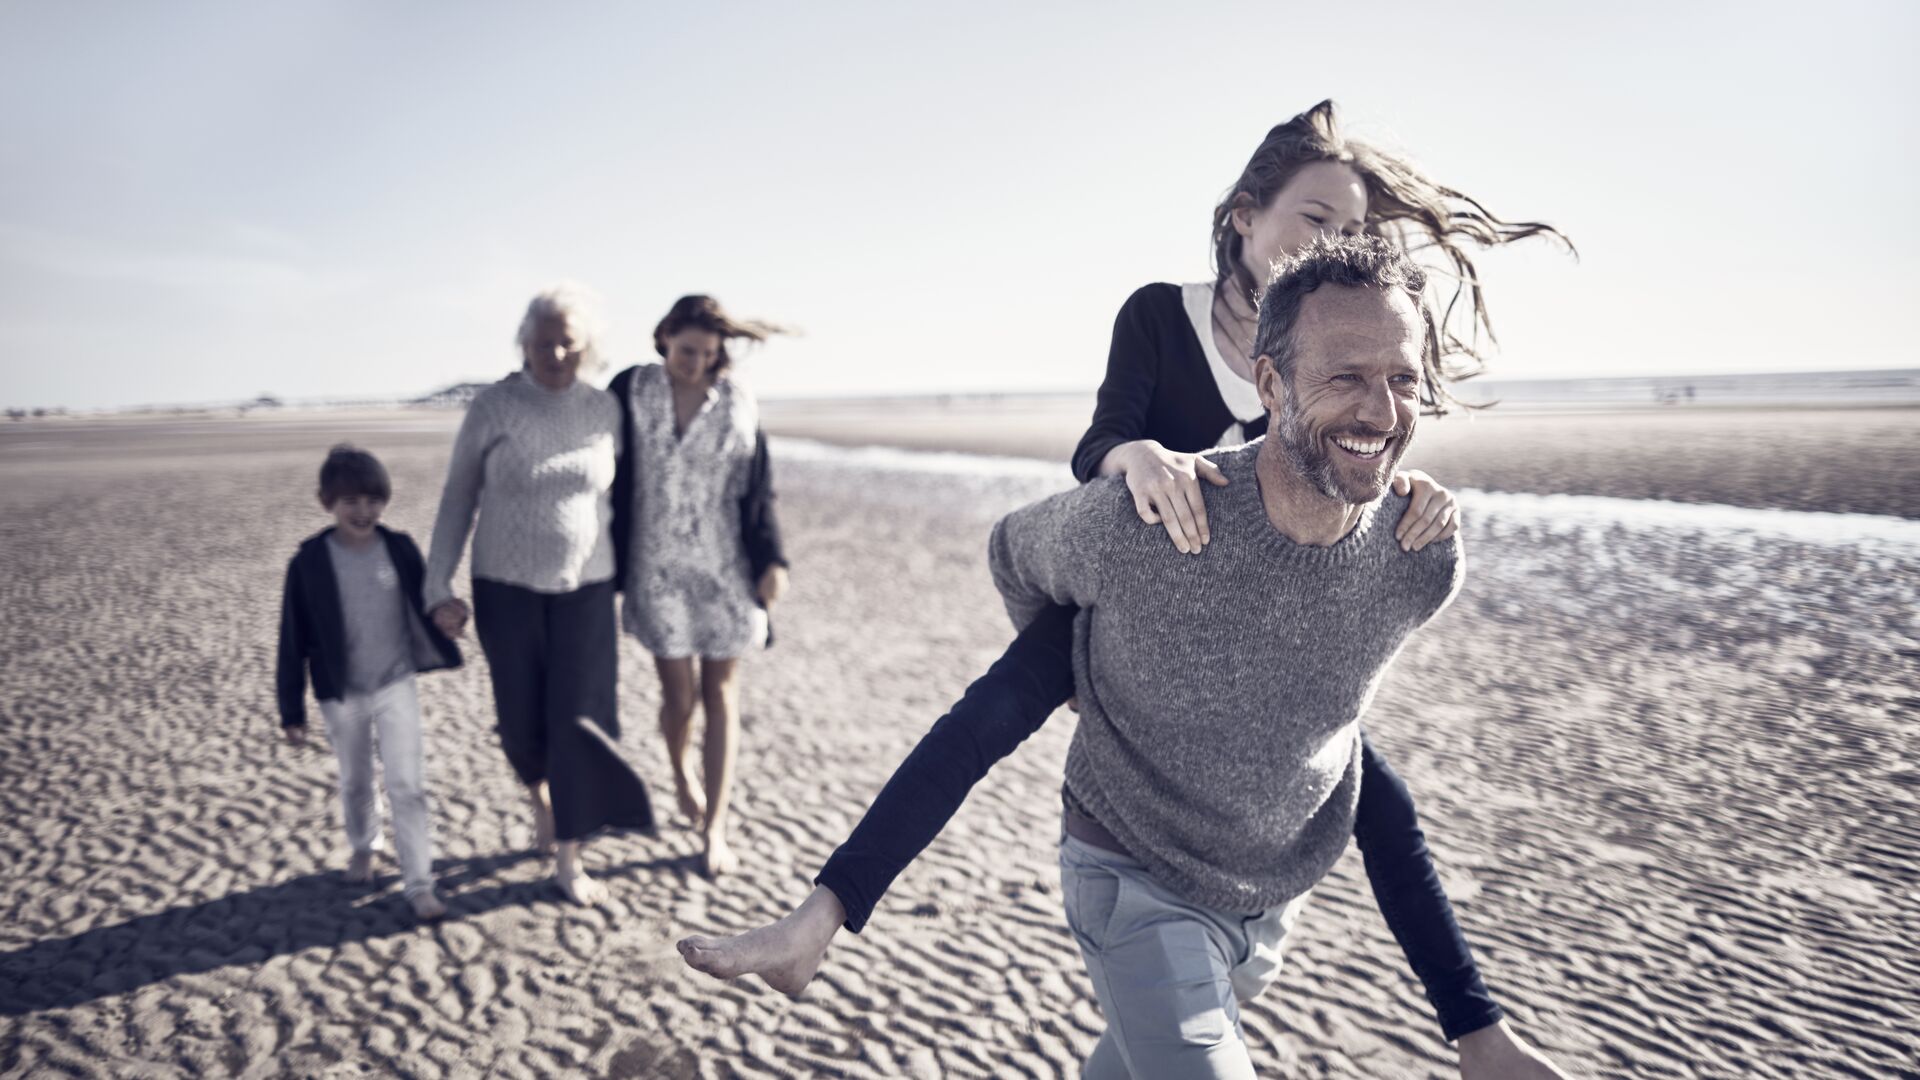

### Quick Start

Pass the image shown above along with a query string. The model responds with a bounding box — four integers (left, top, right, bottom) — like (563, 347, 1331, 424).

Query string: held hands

(1457, 1021, 1572, 1080)
(430, 598, 470, 638)
(757, 565, 789, 607)
(1391, 470, 1460, 552)
(1113, 440, 1229, 554)
(283, 724, 307, 746)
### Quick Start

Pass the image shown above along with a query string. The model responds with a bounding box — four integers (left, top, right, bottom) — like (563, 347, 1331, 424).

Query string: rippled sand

(763, 398, 1920, 519)
(1, 412, 1915, 1078)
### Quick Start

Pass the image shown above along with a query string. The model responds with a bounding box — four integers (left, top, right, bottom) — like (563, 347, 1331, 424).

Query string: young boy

(277, 445, 462, 920)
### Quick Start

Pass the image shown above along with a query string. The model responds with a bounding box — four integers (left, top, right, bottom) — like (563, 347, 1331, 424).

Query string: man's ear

(1254, 355, 1282, 412)
(1230, 192, 1257, 239)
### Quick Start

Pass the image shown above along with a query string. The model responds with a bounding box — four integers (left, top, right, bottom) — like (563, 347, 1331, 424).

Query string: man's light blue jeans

(1059, 833, 1311, 1078)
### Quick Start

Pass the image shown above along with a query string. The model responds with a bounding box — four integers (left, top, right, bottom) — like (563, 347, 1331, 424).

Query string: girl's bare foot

(701, 829, 739, 878)
(678, 885, 844, 997)
(555, 841, 607, 906)
(346, 851, 375, 884)
(527, 781, 557, 855)
(409, 888, 448, 921)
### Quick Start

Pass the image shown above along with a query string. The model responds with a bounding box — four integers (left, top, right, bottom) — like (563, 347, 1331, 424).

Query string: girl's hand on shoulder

(757, 565, 788, 607)
(1391, 470, 1459, 552)
(1115, 440, 1229, 555)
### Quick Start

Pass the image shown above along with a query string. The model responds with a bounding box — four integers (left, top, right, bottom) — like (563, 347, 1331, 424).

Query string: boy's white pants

(318, 675, 434, 898)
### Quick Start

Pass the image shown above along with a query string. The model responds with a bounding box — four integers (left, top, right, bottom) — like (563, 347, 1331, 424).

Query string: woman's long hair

(1212, 100, 1574, 409)
(652, 295, 788, 376)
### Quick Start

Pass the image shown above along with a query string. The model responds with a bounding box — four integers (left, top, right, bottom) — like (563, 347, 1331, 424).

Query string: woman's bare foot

(346, 851, 375, 884)
(678, 885, 845, 997)
(527, 781, 556, 855)
(409, 888, 448, 921)
(701, 829, 739, 878)
(673, 766, 707, 828)
(555, 841, 607, 906)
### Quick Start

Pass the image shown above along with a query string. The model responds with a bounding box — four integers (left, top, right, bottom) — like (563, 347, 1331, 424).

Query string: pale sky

(3, 1, 1915, 410)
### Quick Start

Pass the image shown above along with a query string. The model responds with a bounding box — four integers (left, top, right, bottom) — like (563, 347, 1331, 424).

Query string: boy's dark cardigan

(276, 525, 462, 729)
(607, 365, 788, 634)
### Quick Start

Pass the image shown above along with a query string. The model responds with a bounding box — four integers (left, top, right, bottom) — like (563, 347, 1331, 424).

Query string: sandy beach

(761, 396, 1920, 520)
(2, 407, 1917, 1078)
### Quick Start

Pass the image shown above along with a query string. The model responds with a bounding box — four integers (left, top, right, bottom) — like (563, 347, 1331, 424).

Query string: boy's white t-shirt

(327, 535, 415, 696)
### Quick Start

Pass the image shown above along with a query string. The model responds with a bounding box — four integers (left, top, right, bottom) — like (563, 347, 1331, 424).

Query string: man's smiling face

(1257, 283, 1425, 504)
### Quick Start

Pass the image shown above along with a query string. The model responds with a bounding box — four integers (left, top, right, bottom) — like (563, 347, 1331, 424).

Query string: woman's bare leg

(653, 656, 705, 827)
(527, 780, 556, 855)
(555, 839, 607, 906)
(679, 884, 845, 996)
(698, 657, 742, 877)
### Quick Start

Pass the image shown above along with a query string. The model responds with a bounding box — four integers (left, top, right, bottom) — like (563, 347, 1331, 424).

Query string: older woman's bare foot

(527, 781, 557, 855)
(555, 841, 607, 906)
(701, 830, 739, 878)
(678, 885, 845, 997)
(345, 851, 375, 884)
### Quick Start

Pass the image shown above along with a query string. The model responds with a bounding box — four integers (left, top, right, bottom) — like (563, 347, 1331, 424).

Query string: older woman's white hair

(516, 282, 608, 372)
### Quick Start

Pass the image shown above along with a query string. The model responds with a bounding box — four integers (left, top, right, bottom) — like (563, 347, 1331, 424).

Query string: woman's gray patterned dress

(621, 363, 767, 659)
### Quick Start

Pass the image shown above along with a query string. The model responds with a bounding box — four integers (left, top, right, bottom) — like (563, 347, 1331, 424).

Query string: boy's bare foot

(555, 842, 607, 906)
(678, 885, 845, 997)
(346, 851, 375, 884)
(701, 830, 739, 878)
(409, 889, 448, 921)
(527, 782, 556, 855)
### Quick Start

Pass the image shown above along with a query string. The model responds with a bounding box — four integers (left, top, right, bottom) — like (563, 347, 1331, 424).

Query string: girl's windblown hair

(1213, 100, 1575, 409)
(652, 295, 789, 376)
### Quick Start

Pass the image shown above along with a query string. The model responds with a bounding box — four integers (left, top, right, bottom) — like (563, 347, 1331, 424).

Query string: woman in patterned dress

(612, 295, 788, 878)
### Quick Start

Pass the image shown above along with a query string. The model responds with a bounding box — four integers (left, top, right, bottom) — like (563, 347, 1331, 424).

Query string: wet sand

(1, 409, 1916, 1078)
(762, 396, 1920, 519)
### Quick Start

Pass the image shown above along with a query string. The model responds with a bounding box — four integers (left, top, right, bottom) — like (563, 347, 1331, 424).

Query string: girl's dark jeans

(814, 603, 1503, 1041)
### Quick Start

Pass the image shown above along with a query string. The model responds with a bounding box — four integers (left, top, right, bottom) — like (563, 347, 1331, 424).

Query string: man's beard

(1273, 394, 1405, 504)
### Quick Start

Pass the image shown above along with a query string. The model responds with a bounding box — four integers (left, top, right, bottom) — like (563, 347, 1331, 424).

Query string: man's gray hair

(1252, 235, 1452, 410)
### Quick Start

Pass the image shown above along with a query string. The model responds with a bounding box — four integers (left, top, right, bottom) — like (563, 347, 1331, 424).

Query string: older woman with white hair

(424, 284, 655, 905)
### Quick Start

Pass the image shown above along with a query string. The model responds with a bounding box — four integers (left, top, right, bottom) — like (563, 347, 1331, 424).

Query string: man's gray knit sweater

(988, 440, 1463, 914)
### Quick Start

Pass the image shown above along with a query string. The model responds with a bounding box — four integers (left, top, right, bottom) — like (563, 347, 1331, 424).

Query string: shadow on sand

(0, 846, 702, 1017)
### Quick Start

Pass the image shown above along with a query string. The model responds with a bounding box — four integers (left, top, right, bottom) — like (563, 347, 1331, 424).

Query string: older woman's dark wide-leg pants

(472, 577, 654, 841)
